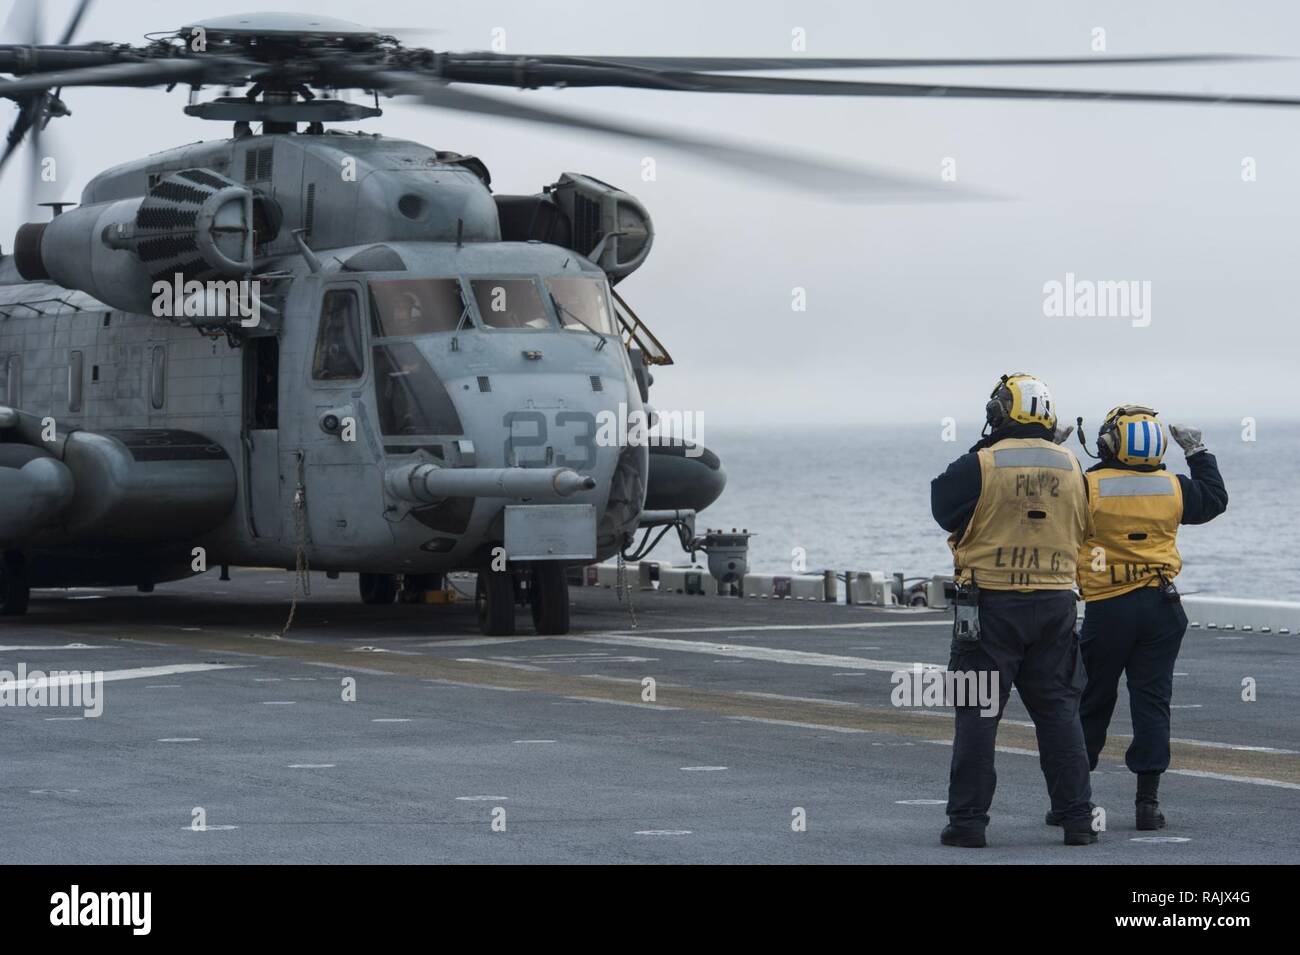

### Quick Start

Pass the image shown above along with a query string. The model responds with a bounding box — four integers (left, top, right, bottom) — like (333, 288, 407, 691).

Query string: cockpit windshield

(470, 278, 552, 330)
(546, 276, 614, 335)
(370, 279, 465, 337)
(372, 341, 464, 436)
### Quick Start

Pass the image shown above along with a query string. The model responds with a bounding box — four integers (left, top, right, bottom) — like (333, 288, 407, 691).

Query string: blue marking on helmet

(1128, 420, 1154, 458)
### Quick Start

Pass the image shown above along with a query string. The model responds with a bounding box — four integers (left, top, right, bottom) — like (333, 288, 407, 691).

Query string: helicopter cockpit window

(312, 289, 364, 381)
(470, 279, 552, 330)
(370, 279, 465, 337)
(373, 342, 464, 436)
(545, 277, 614, 335)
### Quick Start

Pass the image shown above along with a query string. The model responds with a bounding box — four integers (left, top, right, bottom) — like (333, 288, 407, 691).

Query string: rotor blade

(0, 57, 248, 96)
(0, 93, 39, 174)
(56, 0, 93, 45)
(27, 99, 41, 213)
(0, 46, 124, 74)
(368, 70, 971, 201)
(461, 52, 1278, 72)
(436, 57, 1300, 108)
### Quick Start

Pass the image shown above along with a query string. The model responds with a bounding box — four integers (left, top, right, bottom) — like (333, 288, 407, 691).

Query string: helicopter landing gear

(476, 568, 516, 636)
(530, 564, 571, 636)
(359, 573, 398, 605)
(0, 551, 31, 616)
(400, 573, 444, 604)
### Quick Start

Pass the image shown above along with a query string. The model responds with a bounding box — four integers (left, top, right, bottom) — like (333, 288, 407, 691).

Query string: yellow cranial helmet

(986, 373, 1057, 430)
(1098, 405, 1165, 466)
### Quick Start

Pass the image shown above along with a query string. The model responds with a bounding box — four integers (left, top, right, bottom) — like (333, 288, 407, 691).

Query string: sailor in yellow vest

(1050, 407, 1227, 831)
(931, 373, 1095, 847)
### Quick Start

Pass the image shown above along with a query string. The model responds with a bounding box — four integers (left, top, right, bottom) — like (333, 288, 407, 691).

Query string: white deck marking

(729, 715, 868, 734)
(421, 637, 539, 648)
(157, 738, 201, 743)
(680, 765, 727, 771)
(563, 695, 679, 710)
(457, 657, 549, 672)
(0, 644, 112, 651)
(567, 634, 943, 672)
(7, 663, 240, 691)
(1167, 768, 1300, 790)
(590, 620, 947, 636)
(923, 738, 1300, 789)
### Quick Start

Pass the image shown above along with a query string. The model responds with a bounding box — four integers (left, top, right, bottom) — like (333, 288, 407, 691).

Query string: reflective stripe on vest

(992, 447, 1075, 470)
(1078, 468, 1183, 601)
(1098, 475, 1176, 498)
(949, 437, 1089, 591)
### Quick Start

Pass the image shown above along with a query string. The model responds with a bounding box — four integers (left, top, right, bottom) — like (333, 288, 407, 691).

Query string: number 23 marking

(503, 411, 596, 470)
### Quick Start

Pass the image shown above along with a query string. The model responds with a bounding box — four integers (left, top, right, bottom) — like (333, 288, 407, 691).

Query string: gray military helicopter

(0, 5, 1294, 634)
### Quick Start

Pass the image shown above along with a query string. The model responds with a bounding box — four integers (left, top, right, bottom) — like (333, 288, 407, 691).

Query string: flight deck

(1, 569, 1295, 864)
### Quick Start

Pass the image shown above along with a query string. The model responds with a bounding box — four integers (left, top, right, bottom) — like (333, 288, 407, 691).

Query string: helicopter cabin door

(302, 280, 385, 551)
(244, 335, 282, 540)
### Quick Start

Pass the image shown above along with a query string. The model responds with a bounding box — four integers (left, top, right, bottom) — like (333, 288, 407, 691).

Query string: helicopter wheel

(400, 573, 444, 603)
(0, 552, 31, 617)
(530, 563, 571, 636)
(358, 573, 398, 605)
(476, 568, 516, 636)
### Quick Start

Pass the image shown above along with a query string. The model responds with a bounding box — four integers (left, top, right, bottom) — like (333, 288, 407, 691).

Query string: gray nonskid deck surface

(1, 570, 1296, 864)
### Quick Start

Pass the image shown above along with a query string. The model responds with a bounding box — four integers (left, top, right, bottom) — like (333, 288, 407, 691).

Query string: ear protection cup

(985, 397, 1006, 430)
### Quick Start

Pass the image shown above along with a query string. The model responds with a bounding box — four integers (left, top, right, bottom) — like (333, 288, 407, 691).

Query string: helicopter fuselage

(0, 129, 700, 590)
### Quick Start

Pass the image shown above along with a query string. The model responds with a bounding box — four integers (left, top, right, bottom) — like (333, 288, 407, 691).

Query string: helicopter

(0, 5, 1295, 635)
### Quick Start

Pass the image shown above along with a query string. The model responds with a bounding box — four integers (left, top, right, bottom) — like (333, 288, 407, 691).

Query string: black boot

(1063, 827, 1098, 845)
(1136, 772, 1165, 831)
(941, 824, 986, 848)
(1045, 809, 1064, 827)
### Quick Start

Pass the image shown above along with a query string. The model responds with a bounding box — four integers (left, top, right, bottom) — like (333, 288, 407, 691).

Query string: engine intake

(495, 172, 653, 282)
(14, 168, 257, 315)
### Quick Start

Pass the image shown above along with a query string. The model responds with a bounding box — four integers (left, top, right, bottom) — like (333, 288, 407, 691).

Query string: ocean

(652, 420, 1299, 601)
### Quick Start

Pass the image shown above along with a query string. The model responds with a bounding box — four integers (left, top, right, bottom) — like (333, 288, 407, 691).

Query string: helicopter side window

(312, 289, 364, 381)
(372, 342, 464, 436)
(370, 279, 465, 337)
(469, 279, 552, 330)
(546, 277, 614, 335)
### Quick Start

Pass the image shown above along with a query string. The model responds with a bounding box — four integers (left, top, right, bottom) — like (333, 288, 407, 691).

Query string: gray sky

(6, 0, 1300, 430)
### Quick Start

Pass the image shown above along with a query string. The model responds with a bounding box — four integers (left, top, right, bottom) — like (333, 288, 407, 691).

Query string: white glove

(1169, 424, 1206, 456)
(1052, 423, 1075, 445)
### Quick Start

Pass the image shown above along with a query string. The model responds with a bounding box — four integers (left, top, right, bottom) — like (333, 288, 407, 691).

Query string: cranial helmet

(1097, 405, 1165, 466)
(985, 373, 1057, 430)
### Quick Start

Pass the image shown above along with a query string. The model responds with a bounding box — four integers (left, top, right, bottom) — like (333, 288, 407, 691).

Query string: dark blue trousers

(947, 589, 1092, 831)
(1079, 585, 1188, 775)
